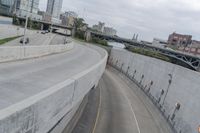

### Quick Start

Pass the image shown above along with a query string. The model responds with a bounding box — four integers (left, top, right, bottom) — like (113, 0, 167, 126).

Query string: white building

(92, 22, 105, 32)
(103, 27, 117, 36)
(152, 38, 168, 48)
(46, 0, 63, 19)
(15, 0, 42, 20)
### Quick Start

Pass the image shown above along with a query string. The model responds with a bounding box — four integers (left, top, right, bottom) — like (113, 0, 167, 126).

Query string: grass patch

(129, 47, 171, 62)
(89, 37, 108, 46)
(74, 29, 109, 46)
(167, 44, 178, 50)
(0, 36, 21, 45)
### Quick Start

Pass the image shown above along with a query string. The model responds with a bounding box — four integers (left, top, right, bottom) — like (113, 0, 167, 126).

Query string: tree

(74, 18, 87, 31)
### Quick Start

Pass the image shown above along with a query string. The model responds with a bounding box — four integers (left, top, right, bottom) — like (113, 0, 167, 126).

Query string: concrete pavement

(0, 42, 102, 110)
(50, 34, 71, 45)
(1, 33, 56, 46)
(72, 67, 173, 133)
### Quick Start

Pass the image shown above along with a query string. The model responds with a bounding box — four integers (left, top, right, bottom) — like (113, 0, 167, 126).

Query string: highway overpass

(0, 40, 107, 133)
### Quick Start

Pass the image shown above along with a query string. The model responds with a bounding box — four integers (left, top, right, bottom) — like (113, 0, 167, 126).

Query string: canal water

(108, 42, 125, 49)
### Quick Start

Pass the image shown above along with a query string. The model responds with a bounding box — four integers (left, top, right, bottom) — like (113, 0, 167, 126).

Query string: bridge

(16, 16, 73, 30)
(88, 31, 200, 71)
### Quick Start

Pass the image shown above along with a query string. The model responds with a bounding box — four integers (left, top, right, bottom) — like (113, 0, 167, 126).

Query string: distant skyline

(39, 0, 200, 41)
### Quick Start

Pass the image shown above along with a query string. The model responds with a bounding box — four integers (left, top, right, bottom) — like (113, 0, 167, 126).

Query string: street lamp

(126, 66, 130, 75)
(132, 70, 137, 79)
(162, 74, 173, 106)
(23, 0, 30, 46)
(121, 63, 124, 72)
(171, 102, 181, 121)
(158, 89, 165, 103)
(147, 80, 153, 93)
(139, 74, 144, 85)
(64, 29, 68, 44)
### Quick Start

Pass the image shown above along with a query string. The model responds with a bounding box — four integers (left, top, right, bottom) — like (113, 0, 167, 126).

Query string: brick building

(168, 32, 192, 46)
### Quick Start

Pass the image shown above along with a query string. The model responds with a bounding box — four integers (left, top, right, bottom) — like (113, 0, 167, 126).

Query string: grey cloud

(39, 0, 200, 41)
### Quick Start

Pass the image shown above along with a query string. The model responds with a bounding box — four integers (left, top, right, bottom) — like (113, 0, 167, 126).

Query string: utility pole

(14, 0, 17, 15)
(64, 29, 67, 44)
(23, 0, 30, 46)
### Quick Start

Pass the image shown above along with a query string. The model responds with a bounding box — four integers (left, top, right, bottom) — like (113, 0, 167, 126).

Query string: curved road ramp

(0, 42, 108, 133)
(109, 48, 200, 133)
(0, 43, 74, 63)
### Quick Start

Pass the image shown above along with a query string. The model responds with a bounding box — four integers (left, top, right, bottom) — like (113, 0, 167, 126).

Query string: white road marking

(122, 91, 141, 133)
(107, 70, 141, 133)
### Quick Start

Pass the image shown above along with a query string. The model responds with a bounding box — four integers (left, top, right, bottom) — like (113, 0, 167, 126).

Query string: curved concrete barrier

(109, 48, 200, 133)
(0, 43, 74, 63)
(0, 44, 108, 133)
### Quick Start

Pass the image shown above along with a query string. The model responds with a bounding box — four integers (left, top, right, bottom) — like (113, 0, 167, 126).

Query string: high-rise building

(46, 0, 63, 18)
(15, 0, 41, 20)
(0, 0, 14, 16)
(60, 11, 78, 26)
(0, 0, 14, 7)
(16, 0, 39, 14)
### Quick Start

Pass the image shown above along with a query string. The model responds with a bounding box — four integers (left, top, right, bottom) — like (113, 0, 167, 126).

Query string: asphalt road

(0, 41, 102, 110)
(72, 67, 173, 133)
(2, 33, 55, 46)
(49, 34, 71, 45)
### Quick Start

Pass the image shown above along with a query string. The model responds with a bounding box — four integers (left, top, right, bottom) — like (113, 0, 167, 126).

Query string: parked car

(20, 38, 29, 44)
(41, 30, 49, 34)
(41, 31, 46, 34)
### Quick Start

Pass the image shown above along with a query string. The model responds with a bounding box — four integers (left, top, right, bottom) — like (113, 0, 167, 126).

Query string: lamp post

(132, 70, 136, 79)
(121, 63, 124, 72)
(64, 29, 68, 44)
(126, 66, 130, 75)
(23, 0, 30, 46)
(158, 89, 164, 103)
(139, 74, 144, 85)
(162, 74, 173, 106)
(171, 103, 181, 121)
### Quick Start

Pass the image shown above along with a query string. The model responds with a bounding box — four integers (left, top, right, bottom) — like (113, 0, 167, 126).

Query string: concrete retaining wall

(0, 45, 108, 133)
(109, 48, 200, 133)
(0, 43, 74, 63)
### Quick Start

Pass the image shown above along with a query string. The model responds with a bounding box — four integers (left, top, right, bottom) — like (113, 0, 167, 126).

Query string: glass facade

(14, 0, 42, 20)
(1, 0, 14, 7)
(18, 0, 39, 14)
(0, 0, 14, 16)
(46, 0, 63, 18)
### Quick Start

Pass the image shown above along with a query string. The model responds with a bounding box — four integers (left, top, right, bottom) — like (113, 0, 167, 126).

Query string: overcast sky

(39, 0, 200, 41)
